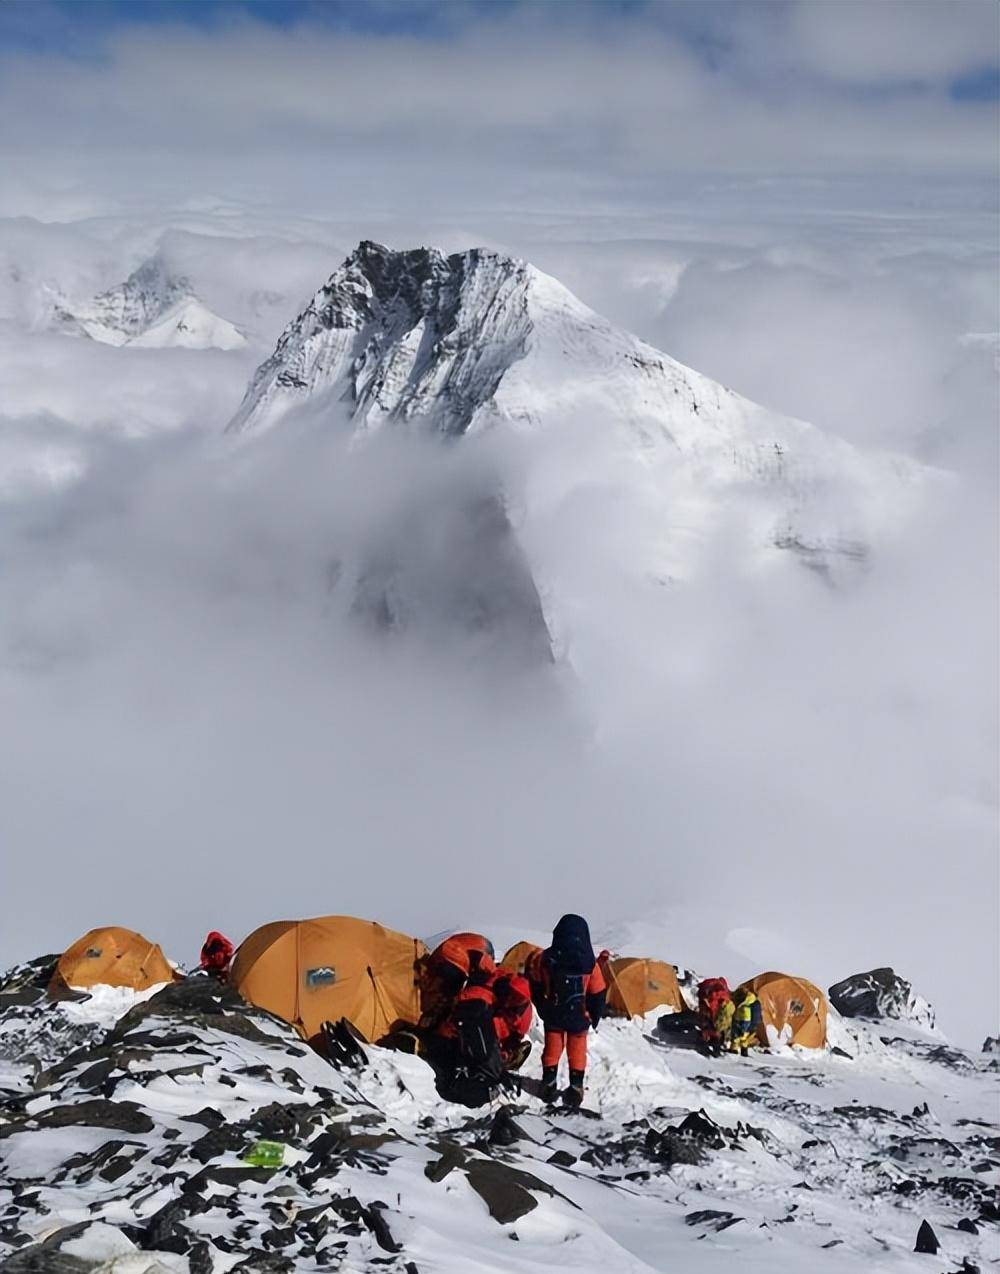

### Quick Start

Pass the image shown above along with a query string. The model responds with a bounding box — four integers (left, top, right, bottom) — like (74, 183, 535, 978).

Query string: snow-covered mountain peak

(219, 244, 946, 662)
(227, 242, 934, 578)
(91, 253, 193, 337)
(228, 239, 538, 435)
(48, 252, 247, 351)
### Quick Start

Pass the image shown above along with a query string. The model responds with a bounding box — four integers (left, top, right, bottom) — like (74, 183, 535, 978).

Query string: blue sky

(2, 0, 996, 101)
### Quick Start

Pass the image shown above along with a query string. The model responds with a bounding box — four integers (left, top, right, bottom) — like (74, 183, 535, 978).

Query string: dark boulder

(0, 1222, 93, 1272)
(189, 1123, 248, 1164)
(829, 968, 935, 1029)
(487, 1106, 528, 1147)
(423, 1142, 470, 1184)
(914, 1219, 939, 1253)
(465, 1160, 558, 1224)
(230, 1255, 296, 1272)
(0, 1098, 154, 1140)
(685, 1209, 743, 1231)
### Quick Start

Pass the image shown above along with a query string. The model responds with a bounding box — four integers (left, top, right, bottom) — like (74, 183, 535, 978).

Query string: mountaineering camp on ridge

(42, 912, 832, 1111)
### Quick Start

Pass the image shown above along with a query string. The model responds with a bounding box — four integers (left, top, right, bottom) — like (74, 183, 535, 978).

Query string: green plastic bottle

(243, 1140, 285, 1168)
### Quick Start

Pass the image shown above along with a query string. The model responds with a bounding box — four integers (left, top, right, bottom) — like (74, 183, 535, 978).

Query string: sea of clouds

(0, 1, 995, 1042)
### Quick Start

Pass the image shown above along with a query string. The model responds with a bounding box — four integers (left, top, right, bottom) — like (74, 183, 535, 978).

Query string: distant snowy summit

(228, 241, 934, 576)
(48, 254, 246, 351)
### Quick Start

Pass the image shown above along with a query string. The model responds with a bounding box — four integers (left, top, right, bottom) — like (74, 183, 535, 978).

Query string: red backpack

(200, 931, 234, 978)
(698, 977, 731, 1019)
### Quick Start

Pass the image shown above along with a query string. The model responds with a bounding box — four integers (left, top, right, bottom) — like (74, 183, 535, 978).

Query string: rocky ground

(0, 958, 997, 1273)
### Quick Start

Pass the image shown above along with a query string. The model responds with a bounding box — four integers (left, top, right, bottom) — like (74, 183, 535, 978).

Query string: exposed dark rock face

(229, 241, 533, 439)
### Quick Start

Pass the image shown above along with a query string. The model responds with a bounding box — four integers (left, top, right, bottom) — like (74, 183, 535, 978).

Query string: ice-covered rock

(982, 1036, 999, 1055)
(828, 967, 936, 1030)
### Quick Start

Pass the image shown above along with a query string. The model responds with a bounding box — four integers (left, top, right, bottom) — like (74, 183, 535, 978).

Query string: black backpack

(452, 997, 503, 1084)
(548, 967, 586, 1015)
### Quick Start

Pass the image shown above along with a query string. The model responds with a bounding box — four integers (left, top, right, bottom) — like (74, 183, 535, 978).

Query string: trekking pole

(366, 966, 394, 1040)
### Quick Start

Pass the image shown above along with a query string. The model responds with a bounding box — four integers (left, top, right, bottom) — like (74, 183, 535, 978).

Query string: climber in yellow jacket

(730, 989, 762, 1057)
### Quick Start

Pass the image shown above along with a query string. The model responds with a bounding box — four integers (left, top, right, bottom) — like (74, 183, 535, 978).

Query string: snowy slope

(227, 241, 934, 581)
(1, 961, 997, 1273)
(128, 298, 246, 351)
(48, 255, 246, 351)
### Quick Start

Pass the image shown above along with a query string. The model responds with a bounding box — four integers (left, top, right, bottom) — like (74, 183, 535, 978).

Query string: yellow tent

(603, 957, 684, 1017)
(737, 971, 828, 1048)
(499, 941, 541, 976)
(230, 916, 426, 1045)
(49, 926, 177, 995)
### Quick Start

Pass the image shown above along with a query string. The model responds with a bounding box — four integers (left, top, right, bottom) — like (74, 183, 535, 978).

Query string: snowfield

(0, 966, 996, 1273)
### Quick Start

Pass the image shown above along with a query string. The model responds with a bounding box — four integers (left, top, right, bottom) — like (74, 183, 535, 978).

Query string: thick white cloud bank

(0, 2, 996, 1044)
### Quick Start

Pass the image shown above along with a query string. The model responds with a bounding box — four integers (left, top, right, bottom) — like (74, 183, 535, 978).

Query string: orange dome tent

(603, 957, 684, 1018)
(49, 926, 177, 995)
(499, 941, 542, 976)
(230, 916, 426, 1045)
(737, 971, 828, 1049)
